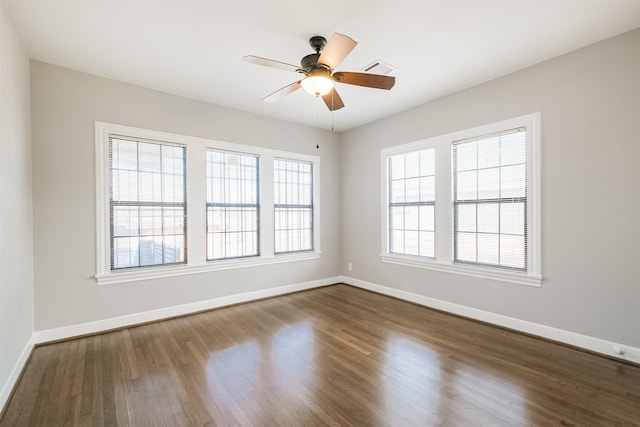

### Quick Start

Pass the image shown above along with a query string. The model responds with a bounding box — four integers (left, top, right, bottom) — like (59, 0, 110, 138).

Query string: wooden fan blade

(321, 88, 345, 111)
(262, 81, 302, 103)
(317, 33, 357, 70)
(242, 55, 300, 73)
(333, 72, 395, 90)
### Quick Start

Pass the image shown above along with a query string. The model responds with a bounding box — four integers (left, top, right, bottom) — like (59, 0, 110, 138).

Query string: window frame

(109, 136, 188, 270)
(205, 149, 261, 261)
(387, 148, 436, 258)
(380, 113, 541, 286)
(95, 122, 321, 285)
(452, 127, 528, 271)
(273, 158, 315, 255)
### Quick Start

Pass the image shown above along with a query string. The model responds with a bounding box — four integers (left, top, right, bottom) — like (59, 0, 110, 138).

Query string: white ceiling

(4, 0, 640, 132)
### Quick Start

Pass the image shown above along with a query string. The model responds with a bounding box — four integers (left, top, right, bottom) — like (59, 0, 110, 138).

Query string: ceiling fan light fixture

(301, 74, 334, 97)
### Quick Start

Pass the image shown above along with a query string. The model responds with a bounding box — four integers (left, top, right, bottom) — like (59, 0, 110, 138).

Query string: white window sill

(96, 251, 321, 285)
(380, 254, 542, 287)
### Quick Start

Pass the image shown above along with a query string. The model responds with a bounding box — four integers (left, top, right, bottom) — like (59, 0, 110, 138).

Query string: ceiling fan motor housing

(301, 53, 321, 71)
(300, 36, 331, 73)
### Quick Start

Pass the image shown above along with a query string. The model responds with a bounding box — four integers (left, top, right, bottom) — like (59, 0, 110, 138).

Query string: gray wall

(341, 29, 640, 347)
(30, 61, 341, 330)
(0, 3, 34, 398)
(28, 29, 640, 349)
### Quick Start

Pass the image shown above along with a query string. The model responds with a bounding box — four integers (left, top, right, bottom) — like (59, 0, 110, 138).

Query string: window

(274, 159, 314, 254)
(453, 129, 526, 270)
(96, 122, 320, 284)
(381, 113, 541, 286)
(388, 149, 435, 257)
(206, 150, 259, 260)
(109, 136, 186, 269)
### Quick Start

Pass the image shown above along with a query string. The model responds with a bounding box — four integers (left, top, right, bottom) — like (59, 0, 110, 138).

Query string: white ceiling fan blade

(262, 81, 302, 103)
(317, 33, 357, 70)
(242, 55, 300, 73)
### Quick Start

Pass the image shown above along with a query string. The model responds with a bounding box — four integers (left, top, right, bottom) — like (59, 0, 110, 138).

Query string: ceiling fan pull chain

(316, 96, 321, 149)
(331, 90, 335, 132)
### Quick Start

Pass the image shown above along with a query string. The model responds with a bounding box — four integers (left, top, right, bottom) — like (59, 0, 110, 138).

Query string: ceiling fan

(242, 33, 395, 111)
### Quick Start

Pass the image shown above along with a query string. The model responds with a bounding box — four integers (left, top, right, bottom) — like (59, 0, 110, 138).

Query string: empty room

(1, 1, 639, 425)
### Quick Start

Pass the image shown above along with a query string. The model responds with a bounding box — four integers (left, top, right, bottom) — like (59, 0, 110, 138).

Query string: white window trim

(380, 113, 542, 287)
(95, 122, 321, 285)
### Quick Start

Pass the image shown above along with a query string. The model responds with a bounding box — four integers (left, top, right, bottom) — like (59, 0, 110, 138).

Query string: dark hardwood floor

(2, 284, 638, 426)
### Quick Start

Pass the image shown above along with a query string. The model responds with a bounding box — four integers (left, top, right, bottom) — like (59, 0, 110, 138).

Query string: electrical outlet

(347, 262, 353, 271)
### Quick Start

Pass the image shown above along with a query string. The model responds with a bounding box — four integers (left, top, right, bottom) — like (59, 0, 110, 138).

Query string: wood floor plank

(2, 284, 638, 426)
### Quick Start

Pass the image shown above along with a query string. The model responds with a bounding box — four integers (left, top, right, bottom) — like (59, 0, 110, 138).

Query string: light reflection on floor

(384, 335, 442, 424)
(203, 317, 529, 425)
(271, 322, 314, 385)
(383, 333, 527, 425)
(449, 360, 526, 425)
(205, 321, 315, 417)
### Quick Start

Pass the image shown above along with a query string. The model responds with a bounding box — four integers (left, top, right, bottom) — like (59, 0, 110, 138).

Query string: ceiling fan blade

(321, 88, 345, 111)
(317, 33, 357, 70)
(242, 55, 300, 73)
(262, 81, 302, 103)
(333, 72, 395, 90)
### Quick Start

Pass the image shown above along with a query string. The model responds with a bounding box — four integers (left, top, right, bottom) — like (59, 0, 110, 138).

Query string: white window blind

(109, 136, 186, 269)
(453, 128, 527, 270)
(388, 148, 436, 257)
(274, 159, 314, 254)
(206, 150, 259, 260)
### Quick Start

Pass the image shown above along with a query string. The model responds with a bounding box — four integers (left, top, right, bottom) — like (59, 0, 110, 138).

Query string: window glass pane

(477, 168, 500, 199)
(456, 171, 477, 200)
(405, 178, 420, 203)
(477, 234, 499, 265)
(501, 131, 526, 166)
(391, 230, 405, 254)
(419, 231, 435, 258)
(405, 152, 420, 178)
(116, 170, 138, 202)
(405, 206, 419, 230)
(420, 149, 435, 176)
(456, 141, 477, 171)
(163, 234, 183, 264)
(477, 137, 500, 169)
(391, 206, 404, 230)
(477, 203, 499, 233)
(418, 205, 434, 232)
(390, 155, 405, 180)
(113, 237, 139, 269)
(113, 206, 139, 237)
(500, 164, 526, 198)
(115, 140, 138, 171)
(500, 202, 525, 235)
(404, 230, 419, 256)
(139, 143, 161, 172)
(109, 138, 186, 270)
(456, 204, 476, 233)
(500, 235, 525, 269)
(391, 180, 405, 203)
(456, 232, 476, 263)
(140, 207, 162, 236)
(419, 176, 435, 202)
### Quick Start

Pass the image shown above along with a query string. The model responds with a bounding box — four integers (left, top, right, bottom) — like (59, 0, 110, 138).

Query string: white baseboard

(0, 335, 34, 416)
(340, 275, 640, 365)
(34, 276, 339, 344)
